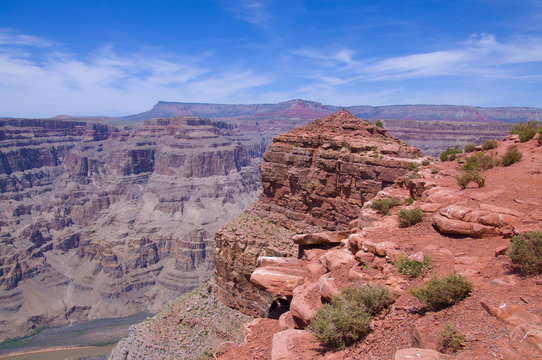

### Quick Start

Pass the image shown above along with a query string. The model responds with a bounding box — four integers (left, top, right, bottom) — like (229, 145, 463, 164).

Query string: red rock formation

(213, 110, 419, 317)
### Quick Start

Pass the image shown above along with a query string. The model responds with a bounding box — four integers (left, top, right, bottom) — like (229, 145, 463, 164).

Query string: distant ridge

(122, 99, 542, 123)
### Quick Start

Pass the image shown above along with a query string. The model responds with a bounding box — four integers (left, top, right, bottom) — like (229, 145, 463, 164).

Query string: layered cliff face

(213, 110, 420, 317)
(0, 117, 262, 340)
(122, 99, 516, 156)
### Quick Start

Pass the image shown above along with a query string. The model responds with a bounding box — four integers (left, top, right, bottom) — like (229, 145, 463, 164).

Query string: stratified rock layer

(213, 109, 419, 316)
(0, 117, 262, 340)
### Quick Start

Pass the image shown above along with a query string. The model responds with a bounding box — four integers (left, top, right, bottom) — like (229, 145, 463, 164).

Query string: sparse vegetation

(421, 159, 430, 166)
(407, 162, 418, 171)
(481, 139, 499, 150)
(397, 208, 423, 228)
(410, 273, 473, 311)
(508, 231, 542, 275)
(538, 128, 542, 145)
(511, 121, 541, 142)
(370, 197, 401, 215)
(404, 197, 414, 205)
(462, 152, 499, 172)
(375, 120, 384, 128)
(395, 254, 431, 278)
(439, 146, 462, 161)
(438, 323, 465, 354)
(455, 171, 485, 189)
(431, 167, 439, 174)
(464, 143, 476, 153)
(501, 148, 522, 167)
(308, 285, 393, 349)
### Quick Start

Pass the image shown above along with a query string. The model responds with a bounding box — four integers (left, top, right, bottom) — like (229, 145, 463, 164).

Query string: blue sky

(1, 0, 542, 117)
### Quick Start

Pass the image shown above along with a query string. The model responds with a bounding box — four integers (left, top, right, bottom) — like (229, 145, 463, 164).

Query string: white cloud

(224, 0, 270, 26)
(0, 29, 52, 47)
(0, 31, 272, 117)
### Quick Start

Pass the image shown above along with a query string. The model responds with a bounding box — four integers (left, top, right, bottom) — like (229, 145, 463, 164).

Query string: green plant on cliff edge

(438, 323, 465, 354)
(370, 197, 401, 215)
(395, 254, 431, 278)
(455, 171, 485, 189)
(508, 231, 542, 275)
(439, 145, 462, 161)
(410, 273, 472, 311)
(511, 121, 541, 142)
(501, 147, 522, 167)
(398, 208, 423, 228)
(308, 285, 393, 349)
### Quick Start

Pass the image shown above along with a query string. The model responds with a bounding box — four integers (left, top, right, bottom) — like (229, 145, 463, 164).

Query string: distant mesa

(122, 99, 542, 123)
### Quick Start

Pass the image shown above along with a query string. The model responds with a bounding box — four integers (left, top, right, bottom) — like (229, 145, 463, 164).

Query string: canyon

(0, 100, 539, 349)
(109, 109, 542, 360)
(0, 117, 263, 341)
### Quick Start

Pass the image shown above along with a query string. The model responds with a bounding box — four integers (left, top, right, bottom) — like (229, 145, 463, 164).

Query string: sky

(1, 0, 542, 117)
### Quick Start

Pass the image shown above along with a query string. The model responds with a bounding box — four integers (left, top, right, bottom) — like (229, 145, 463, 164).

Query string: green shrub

(462, 152, 499, 172)
(481, 139, 499, 150)
(511, 121, 540, 142)
(395, 254, 431, 278)
(421, 159, 430, 166)
(371, 197, 401, 215)
(404, 197, 414, 205)
(508, 231, 542, 275)
(407, 162, 418, 171)
(375, 120, 384, 128)
(439, 146, 462, 162)
(464, 143, 476, 153)
(538, 130, 542, 145)
(308, 285, 393, 348)
(398, 208, 424, 228)
(501, 148, 522, 167)
(438, 323, 465, 354)
(410, 273, 473, 311)
(455, 171, 485, 189)
(431, 168, 439, 174)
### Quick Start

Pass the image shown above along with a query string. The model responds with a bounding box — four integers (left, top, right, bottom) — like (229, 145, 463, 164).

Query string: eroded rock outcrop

(213, 109, 419, 317)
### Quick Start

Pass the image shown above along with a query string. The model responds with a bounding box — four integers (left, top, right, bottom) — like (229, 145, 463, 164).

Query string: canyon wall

(0, 117, 262, 340)
(213, 110, 420, 317)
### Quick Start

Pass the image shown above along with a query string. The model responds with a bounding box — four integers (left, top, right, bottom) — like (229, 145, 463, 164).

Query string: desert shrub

(421, 159, 430, 166)
(508, 231, 542, 275)
(438, 323, 465, 354)
(501, 148, 522, 167)
(464, 143, 476, 153)
(407, 162, 418, 171)
(462, 152, 499, 172)
(398, 208, 423, 228)
(375, 120, 384, 128)
(511, 121, 540, 142)
(439, 146, 462, 162)
(410, 273, 472, 311)
(308, 285, 393, 348)
(455, 171, 485, 189)
(431, 167, 439, 174)
(371, 197, 401, 215)
(481, 139, 499, 150)
(404, 197, 414, 205)
(395, 254, 431, 278)
(538, 128, 542, 145)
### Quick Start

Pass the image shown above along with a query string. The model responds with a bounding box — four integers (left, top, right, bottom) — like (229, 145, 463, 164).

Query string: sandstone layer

(213, 109, 420, 317)
(0, 117, 262, 340)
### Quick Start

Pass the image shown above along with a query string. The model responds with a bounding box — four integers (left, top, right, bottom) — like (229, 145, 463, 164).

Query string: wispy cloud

(0, 28, 52, 47)
(224, 0, 270, 26)
(0, 31, 272, 117)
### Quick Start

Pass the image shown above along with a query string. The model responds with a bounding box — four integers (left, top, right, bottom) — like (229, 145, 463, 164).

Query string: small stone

(494, 245, 508, 257)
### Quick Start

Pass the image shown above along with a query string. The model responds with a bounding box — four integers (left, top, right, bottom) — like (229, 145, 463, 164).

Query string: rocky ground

(218, 131, 542, 359)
